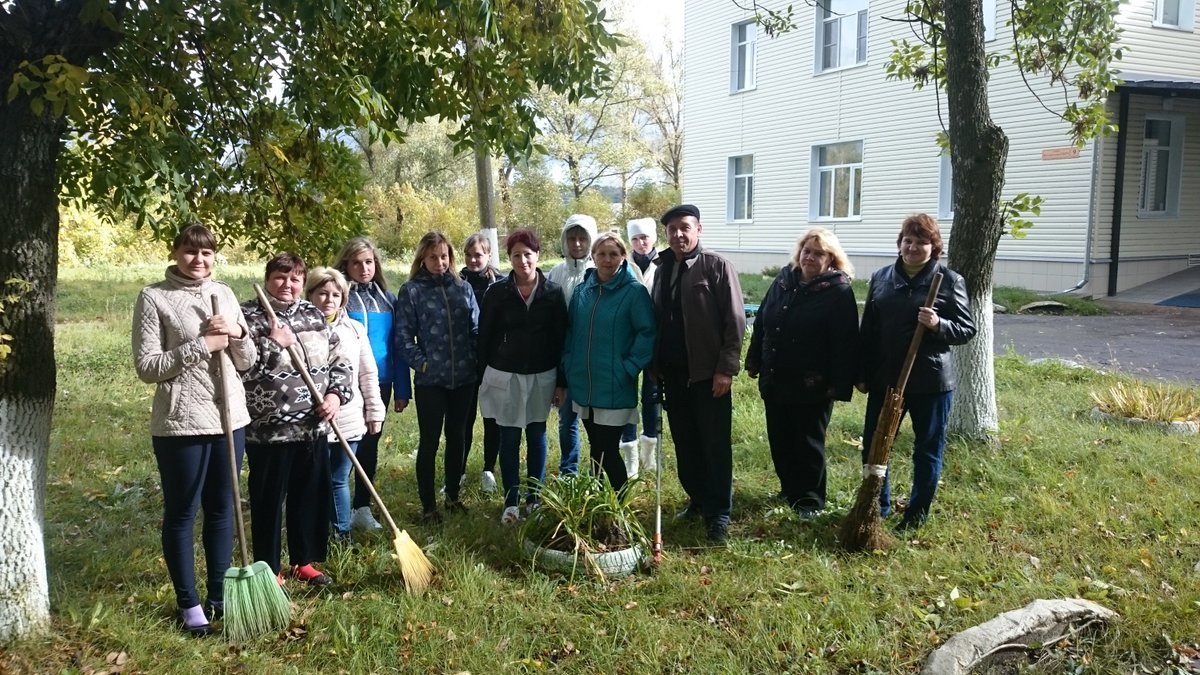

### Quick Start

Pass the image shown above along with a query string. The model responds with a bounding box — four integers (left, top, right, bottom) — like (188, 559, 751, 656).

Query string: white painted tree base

(949, 288, 998, 443)
(921, 598, 1118, 674)
(0, 396, 52, 643)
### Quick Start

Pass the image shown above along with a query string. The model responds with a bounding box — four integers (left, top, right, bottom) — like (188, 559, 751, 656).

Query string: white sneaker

(481, 471, 497, 494)
(638, 435, 658, 473)
(350, 506, 383, 531)
(500, 506, 520, 525)
(620, 440, 639, 480)
(460, 473, 467, 487)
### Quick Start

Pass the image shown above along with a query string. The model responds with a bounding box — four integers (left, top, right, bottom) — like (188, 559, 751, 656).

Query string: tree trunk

(0, 91, 62, 643)
(473, 143, 498, 258)
(943, 0, 1008, 443)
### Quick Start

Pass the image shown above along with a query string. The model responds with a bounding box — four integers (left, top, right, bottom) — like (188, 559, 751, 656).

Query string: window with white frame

(811, 141, 863, 220)
(730, 21, 757, 92)
(1139, 115, 1184, 215)
(817, 0, 869, 72)
(728, 155, 754, 221)
(1155, 0, 1195, 30)
(938, 153, 954, 220)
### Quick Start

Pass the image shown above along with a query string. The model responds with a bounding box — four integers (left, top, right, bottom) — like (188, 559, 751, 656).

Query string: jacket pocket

(155, 381, 183, 422)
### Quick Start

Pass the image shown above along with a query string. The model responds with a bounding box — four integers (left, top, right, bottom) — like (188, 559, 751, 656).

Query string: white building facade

(682, 0, 1200, 295)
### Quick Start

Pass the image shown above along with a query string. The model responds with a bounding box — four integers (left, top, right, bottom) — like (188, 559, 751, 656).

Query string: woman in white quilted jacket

(132, 224, 256, 637)
(304, 267, 386, 542)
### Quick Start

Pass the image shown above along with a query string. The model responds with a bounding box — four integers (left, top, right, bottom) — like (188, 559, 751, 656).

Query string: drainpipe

(1107, 90, 1130, 297)
(1060, 135, 1101, 295)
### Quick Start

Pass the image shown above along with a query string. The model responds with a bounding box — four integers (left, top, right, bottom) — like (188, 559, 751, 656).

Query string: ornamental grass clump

(1090, 381, 1200, 423)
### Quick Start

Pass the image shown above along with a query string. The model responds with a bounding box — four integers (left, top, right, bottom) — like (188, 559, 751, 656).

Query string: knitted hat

(626, 218, 657, 245)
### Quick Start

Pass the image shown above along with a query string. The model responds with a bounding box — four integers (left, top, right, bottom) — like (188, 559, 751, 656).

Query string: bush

(503, 166, 568, 249)
(1090, 381, 1200, 422)
(626, 181, 680, 225)
(58, 205, 168, 267)
(364, 183, 478, 260)
(570, 189, 618, 235)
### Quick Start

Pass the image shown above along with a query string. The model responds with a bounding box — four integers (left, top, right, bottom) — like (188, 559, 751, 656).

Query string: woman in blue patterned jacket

(396, 231, 479, 522)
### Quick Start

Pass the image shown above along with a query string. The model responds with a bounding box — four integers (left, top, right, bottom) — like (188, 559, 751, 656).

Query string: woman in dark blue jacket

(396, 231, 479, 522)
(745, 228, 859, 518)
(857, 214, 976, 531)
(334, 237, 412, 533)
(559, 233, 656, 491)
(477, 229, 567, 525)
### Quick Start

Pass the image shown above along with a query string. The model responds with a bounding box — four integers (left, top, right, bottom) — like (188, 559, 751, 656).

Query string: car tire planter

(1091, 407, 1199, 436)
(523, 539, 645, 577)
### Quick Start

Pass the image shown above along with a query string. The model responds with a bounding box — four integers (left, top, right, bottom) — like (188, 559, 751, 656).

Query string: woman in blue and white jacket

(334, 237, 411, 532)
(559, 233, 656, 492)
(396, 231, 479, 522)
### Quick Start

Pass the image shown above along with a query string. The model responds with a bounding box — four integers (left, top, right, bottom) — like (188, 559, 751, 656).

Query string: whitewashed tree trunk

(0, 398, 52, 643)
(949, 288, 999, 441)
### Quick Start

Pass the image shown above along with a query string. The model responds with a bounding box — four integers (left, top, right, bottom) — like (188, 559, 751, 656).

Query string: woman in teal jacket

(558, 233, 656, 491)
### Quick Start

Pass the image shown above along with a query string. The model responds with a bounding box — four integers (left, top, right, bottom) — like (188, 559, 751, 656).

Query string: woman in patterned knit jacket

(240, 253, 354, 587)
(133, 224, 256, 637)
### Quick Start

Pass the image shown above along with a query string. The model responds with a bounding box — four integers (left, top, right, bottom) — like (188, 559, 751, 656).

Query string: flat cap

(660, 204, 700, 225)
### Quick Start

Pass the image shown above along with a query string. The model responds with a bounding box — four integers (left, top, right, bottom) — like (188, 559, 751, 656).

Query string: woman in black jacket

(477, 229, 568, 525)
(856, 213, 976, 531)
(745, 228, 859, 518)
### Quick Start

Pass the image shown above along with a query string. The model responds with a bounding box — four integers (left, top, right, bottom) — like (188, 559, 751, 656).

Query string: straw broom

(209, 296, 291, 641)
(253, 285, 433, 594)
(840, 273, 943, 553)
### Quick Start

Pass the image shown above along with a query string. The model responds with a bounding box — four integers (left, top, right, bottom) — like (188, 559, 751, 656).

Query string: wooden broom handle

(252, 285, 404, 537)
(894, 272, 944, 399)
(210, 295, 252, 567)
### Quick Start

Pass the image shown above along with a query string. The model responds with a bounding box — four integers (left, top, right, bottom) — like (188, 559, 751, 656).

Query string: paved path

(994, 310, 1200, 384)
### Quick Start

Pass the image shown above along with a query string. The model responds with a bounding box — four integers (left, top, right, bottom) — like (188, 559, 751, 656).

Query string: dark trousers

(661, 370, 734, 527)
(153, 429, 244, 609)
(621, 372, 662, 442)
(763, 391, 832, 512)
(464, 384, 500, 472)
(581, 416, 628, 492)
(414, 384, 474, 510)
(498, 421, 548, 508)
(352, 387, 390, 510)
(246, 437, 331, 575)
(861, 389, 954, 522)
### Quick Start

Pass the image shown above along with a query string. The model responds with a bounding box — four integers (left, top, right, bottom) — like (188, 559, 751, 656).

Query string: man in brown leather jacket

(651, 204, 746, 544)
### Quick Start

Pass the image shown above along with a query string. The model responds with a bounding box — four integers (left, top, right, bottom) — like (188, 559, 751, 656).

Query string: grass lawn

(2, 264, 1193, 674)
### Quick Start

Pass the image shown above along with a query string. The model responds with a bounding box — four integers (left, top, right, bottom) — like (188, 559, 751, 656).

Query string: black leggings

(581, 416, 628, 492)
(152, 430, 244, 608)
(463, 384, 500, 473)
(353, 387, 390, 510)
(414, 384, 474, 510)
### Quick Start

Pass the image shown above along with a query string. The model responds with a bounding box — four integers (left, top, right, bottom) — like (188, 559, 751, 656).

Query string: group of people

(134, 204, 975, 638)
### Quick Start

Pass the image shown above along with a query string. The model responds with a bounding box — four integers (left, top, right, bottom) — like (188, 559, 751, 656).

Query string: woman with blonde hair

(396, 231, 479, 522)
(333, 237, 410, 532)
(745, 228, 860, 519)
(305, 267, 386, 541)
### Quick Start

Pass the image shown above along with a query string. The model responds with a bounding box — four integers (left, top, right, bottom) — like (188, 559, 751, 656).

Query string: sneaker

(290, 564, 333, 587)
(523, 501, 541, 517)
(179, 605, 213, 638)
(460, 473, 467, 487)
(638, 435, 658, 472)
(620, 440, 639, 480)
(706, 521, 729, 545)
(675, 503, 702, 521)
(350, 506, 383, 532)
(481, 470, 497, 494)
(445, 500, 468, 515)
(500, 506, 521, 525)
(421, 508, 442, 524)
(795, 508, 824, 522)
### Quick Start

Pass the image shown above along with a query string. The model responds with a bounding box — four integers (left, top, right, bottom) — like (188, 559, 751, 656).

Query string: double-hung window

(728, 155, 754, 222)
(731, 21, 757, 92)
(1139, 116, 1184, 216)
(811, 141, 863, 220)
(818, 0, 869, 71)
(1155, 0, 1195, 29)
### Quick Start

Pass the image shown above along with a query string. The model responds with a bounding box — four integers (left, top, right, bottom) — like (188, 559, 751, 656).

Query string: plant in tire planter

(519, 473, 648, 580)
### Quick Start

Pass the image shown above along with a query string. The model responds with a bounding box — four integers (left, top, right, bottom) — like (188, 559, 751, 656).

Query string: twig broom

(839, 273, 943, 553)
(253, 285, 433, 594)
(209, 296, 291, 641)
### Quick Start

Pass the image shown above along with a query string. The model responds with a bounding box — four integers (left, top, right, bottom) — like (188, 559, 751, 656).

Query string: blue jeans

(557, 398, 580, 474)
(329, 439, 359, 536)
(861, 389, 954, 523)
(153, 429, 244, 609)
(621, 372, 661, 442)
(499, 422, 548, 508)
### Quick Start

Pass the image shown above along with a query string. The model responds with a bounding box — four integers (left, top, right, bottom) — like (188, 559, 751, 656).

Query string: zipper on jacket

(585, 284, 603, 403)
(440, 282, 456, 386)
